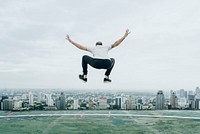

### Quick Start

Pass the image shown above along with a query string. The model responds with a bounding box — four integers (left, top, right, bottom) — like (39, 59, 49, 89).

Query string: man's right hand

(124, 29, 130, 38)
(66, 35, 71, 42)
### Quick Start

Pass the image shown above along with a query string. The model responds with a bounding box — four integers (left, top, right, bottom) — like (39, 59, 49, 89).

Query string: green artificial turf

(1, 116, 200, 134)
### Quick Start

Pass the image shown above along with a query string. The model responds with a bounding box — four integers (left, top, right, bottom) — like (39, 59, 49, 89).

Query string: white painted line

(0, 113, 200, 120)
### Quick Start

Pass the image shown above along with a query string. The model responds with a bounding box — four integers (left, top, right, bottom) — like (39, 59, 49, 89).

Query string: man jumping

(66, 29, 130, 82)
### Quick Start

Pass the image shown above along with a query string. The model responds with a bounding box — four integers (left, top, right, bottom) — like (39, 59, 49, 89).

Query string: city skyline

(0, 0, 200, 90)
(1, 87, 200, 111)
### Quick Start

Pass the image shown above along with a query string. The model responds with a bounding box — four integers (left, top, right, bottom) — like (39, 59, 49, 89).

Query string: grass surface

(1, 111, 200, 134)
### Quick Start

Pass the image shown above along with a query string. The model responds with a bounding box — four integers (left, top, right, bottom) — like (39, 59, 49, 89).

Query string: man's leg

(80, 55, 97, 82)
(81, 56, 115, 82)
(104, 58, 115, 82)
(82, 55, 96, 75)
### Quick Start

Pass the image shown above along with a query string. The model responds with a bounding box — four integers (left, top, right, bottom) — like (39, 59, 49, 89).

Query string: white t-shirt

(87, 45, 112, 59)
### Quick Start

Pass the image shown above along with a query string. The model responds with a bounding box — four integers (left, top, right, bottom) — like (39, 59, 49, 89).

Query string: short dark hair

(96, 41, 102, 46)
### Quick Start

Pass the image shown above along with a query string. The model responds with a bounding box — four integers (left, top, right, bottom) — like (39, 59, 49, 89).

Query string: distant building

(0, 96, 9, 110)
(178, 98, 187, 109)
(136, 98, 143, 110)
(170, 90, 178, 109)
(99, 96, 107, 110)
(55, 98, 61, 110)
(195, 87, 200, 95)
(55, 92, 66, 110)
(164, 97, 170, 110)
(126, 96, 136, 110)
(121, 95, 127, 110)
(13, 100, 23, 109)
(45, 94, 54, 106)
(195, 87, 200, 99)
(115, 97, 122, 109)
(88, 99, 95, 110)
(156, 90, 165, 110)
(73, 99, 79, 110)
(195, 99, 200, 110)
(29, 92, 34, 106)
(60, 92, 66, 110)
(195, 87, 200, 110)
(188, 91, 195, 109)
(185, 91, 188, 98)
(179, 89, 187, 98)
(2, 99, 13, 111)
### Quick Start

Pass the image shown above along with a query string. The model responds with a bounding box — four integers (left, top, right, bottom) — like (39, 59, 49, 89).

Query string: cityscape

(1, 87, 200, 134)
(1, 86, 200, 111)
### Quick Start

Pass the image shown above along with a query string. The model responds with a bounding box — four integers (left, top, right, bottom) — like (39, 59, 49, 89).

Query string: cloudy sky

(0, 0, 199, 91)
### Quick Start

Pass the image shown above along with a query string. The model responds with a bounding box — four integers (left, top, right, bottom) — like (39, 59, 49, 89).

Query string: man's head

(96, 41, 103, 46)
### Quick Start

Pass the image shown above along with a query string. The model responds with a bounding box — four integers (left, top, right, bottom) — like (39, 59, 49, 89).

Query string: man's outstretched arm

(111, 29, 130, 49)
(66, 35, 88, 51)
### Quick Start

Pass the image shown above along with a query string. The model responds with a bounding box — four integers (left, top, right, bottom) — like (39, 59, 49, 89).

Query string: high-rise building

(170, 90, 178, 109)
(195, 87, 200, 109)
(188, 91, 195, 109)
(176, 89, 188, 109)
(88, 99, 95, 110)
(195, 87, 200, 99)
(179, 89, 185, 98)
(99, 96, 107, 110)
(195, 87, 200, 95)
(46, 94, 54, 106)
(156, 90, 165, 110)
(13, 100, 22, 109)
(136, 98, 143, 110)
(60, 92, 66, 110)
(126, 96, 136, 110)
(184, 91, 188, 98)
(0, 96, 9, 110)
(2, 99, 13, 111)
(115, 97, 122, 109)
(55, 92, 66, 110)
(178, 98, 187, 109)
(73, 99, 79, 110)
(29, 92, 34, 106)
(195, 99, 200, 110)
(121, 95, 127, 110)
(55, 98, 61, 110)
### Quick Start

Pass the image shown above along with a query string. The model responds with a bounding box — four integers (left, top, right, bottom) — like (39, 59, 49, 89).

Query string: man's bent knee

(82, 55, 88, 60)
(110, 58, 115, 65)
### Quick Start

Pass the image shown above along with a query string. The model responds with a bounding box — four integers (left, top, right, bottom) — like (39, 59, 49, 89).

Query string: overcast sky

(0, 0, 199, 91)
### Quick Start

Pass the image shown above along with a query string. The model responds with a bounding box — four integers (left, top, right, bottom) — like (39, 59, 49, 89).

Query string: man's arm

(66, 35, 88, 51)
(111, 29, 130, 49)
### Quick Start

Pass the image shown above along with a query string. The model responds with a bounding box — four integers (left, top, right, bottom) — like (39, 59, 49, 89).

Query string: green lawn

(1, 111, 200, 134)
